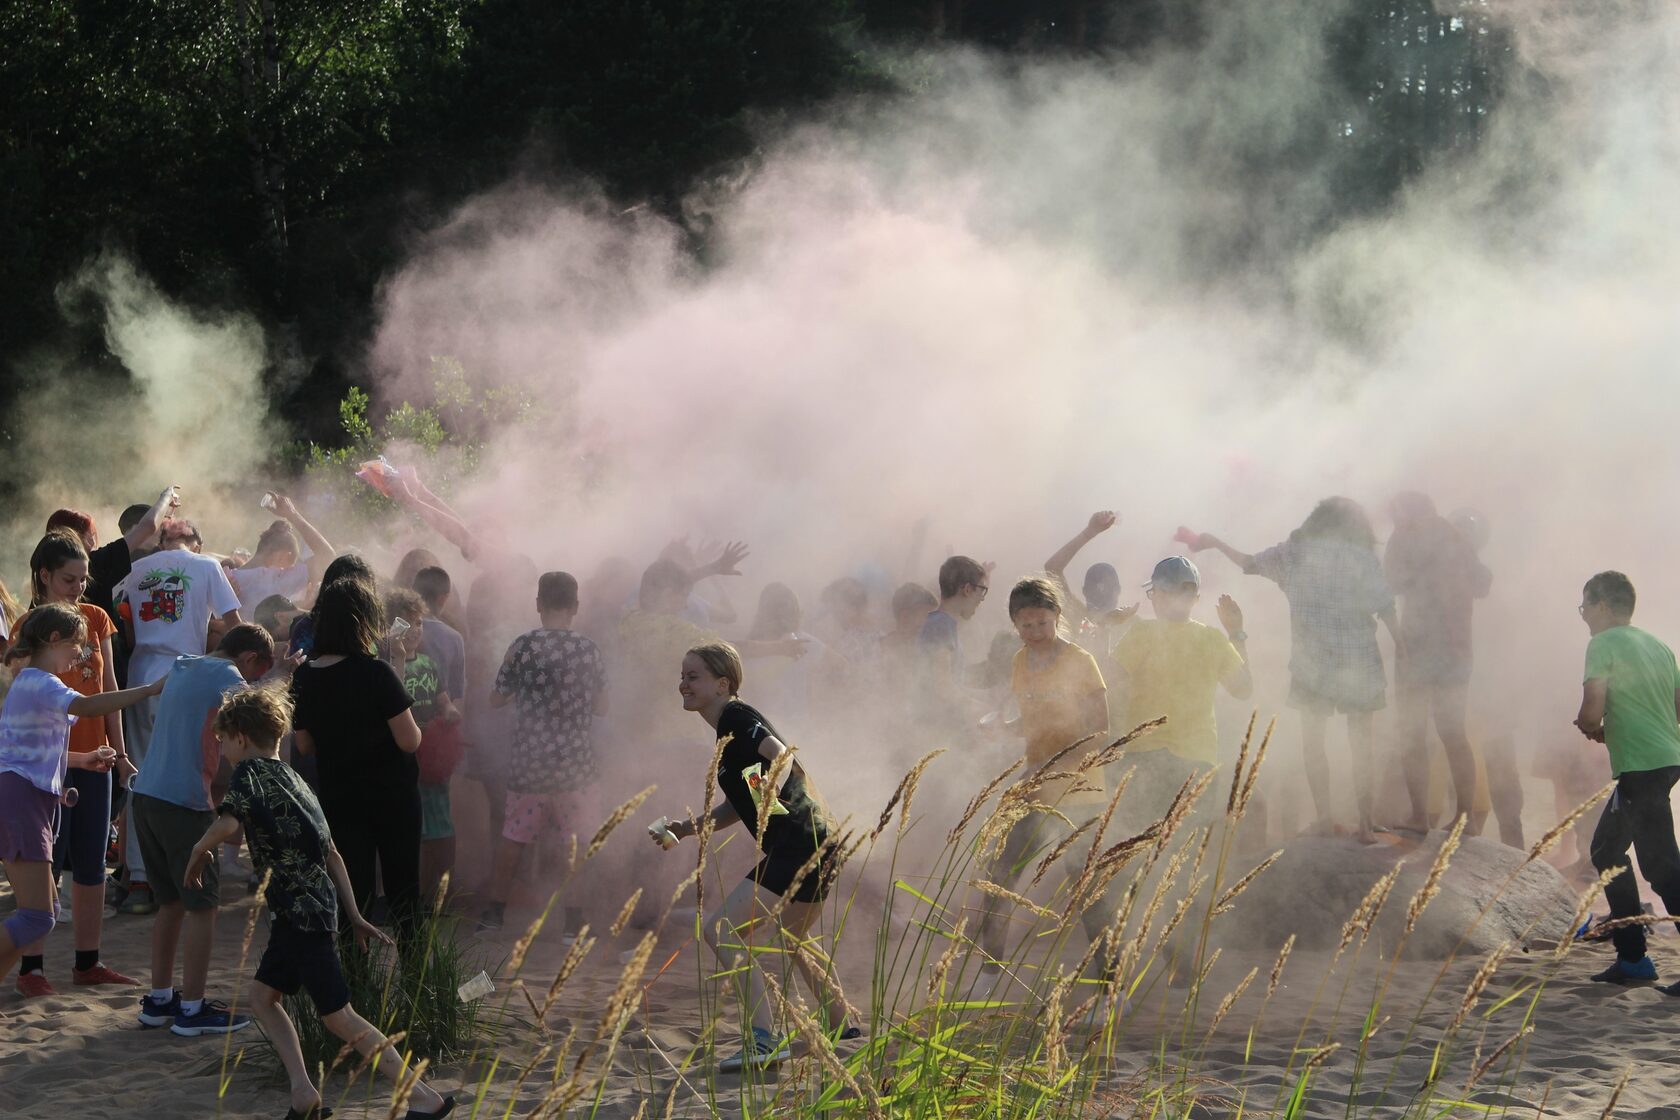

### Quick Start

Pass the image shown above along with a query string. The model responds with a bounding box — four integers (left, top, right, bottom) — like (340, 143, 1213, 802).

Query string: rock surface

(1223, 833, 1577, 958)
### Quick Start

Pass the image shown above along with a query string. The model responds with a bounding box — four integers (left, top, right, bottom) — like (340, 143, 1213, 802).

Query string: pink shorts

(0, 772, 58, 864)
(502, 790, 589, 846)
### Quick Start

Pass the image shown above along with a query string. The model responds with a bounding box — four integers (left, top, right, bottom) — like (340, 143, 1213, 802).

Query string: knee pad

(3, 907, 55, 949)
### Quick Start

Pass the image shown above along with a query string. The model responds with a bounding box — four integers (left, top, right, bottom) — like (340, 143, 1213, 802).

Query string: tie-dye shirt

(0, 668, 80, 795)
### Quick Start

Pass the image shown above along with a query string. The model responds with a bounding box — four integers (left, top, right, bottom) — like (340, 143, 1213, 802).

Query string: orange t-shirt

(60, 602, 115, 755)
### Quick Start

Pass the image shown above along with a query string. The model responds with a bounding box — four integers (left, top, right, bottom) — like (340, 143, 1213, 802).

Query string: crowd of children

(2, 479, 1679, 1107)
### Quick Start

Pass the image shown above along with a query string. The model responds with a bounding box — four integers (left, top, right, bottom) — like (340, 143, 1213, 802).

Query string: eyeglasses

(974, 584, 989, 601)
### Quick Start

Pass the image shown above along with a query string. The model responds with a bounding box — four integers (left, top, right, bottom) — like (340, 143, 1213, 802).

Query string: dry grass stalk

(874, 748, 946, 840)
(1028, 816, 1096, 890)
(1226, 712, 1258, 815)
(760, 970, 885, 1118)
(1153, 873, 1210, 956)
(693, 735, 728, 908)
(610, 888, 644, 937)
(927, 917, 970, 999)
(380, 1055, 428, 1120)
(1042, 979, 1068, 1078)
(1206, 966, 1259, 1036)
(1196, 946, 1222, 988)
(1404, 815, 1466, 935)
(1529, 781, 1615, 864)
(502, 1042, 555, 1104)
(1555, 865, 1625, 960)
(516, 980, 549, 1033)
(1132, 845, 1194, 948)
(575, 930, 657, 1078)
(1213, 849, 1284, 913)
(1084, 716, 1169, 773)
(510, 901, 552, 973)
(753, 745, 799, 851)
(1465, 1025, 1532, 1092)
(1597, 1065, 1631, 1119)
(1304, 1042, 1340, 1070)
(1449, 940, 1512, 1032)
(973, 879, 1059, 920)
(1267, 933, 1296, 999)
(585, 785, 657, 861)
(431, 869, 451, 916)
(949, 754, 1025, 844)
(1153, 767, 1217, 858)
(1338, 862, 1406, 955)
(539, 926, 597, 1018)
(762, 831, 852, 932)
(1234, 717, 1276, 818)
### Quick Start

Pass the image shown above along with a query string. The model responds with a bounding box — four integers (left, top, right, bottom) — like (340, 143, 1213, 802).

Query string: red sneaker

(15, 972, 55, 997)
(72, 963, 138, 986)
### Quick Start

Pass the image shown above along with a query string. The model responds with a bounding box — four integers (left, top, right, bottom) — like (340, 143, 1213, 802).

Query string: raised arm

(274, 495, 336, 583)
(1046, 511, 1118, 583)
(122, 485, 181, 552)
(1215, 594, 1254, 700)
(394, 468, 476, 562)
(1191, 533, 1257, 573)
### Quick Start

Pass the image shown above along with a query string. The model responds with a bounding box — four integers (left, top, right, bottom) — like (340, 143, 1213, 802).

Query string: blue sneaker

(138, 989, 181, 1028)
(1591, 956, 1657, 985)
(170, 998, 252, 1036)
(718, 1026, 791, 1073)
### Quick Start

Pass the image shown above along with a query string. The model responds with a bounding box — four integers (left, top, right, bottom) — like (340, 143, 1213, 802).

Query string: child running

(478, 573, 605, 932)
(1570, 571, 1680, 987)
(186, 686, 456, 1119)
(1187, 498, 1399, 841)
(0, 603, 164, 987)
(975, 578, 1116, 1000)
(648, 642, 853, 1072)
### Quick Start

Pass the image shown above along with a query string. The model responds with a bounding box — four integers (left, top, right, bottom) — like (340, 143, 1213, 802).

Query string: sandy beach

(1, 839, 1669, 1120)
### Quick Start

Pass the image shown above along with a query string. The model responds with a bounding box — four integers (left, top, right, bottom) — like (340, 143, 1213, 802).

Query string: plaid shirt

(1248, 539, 1393, 705)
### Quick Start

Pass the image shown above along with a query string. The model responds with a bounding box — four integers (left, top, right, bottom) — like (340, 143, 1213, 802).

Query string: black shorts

(748, 841, 835, 904)
(254, 923, 351, 1016)
(54, 767, 113, 887)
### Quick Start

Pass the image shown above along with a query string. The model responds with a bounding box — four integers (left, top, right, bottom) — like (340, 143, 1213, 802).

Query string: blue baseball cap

(1146, 555, 1201, 591)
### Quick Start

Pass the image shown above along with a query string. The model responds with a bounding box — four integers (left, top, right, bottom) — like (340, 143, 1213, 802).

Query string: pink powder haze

(6, 0, 1678, 819)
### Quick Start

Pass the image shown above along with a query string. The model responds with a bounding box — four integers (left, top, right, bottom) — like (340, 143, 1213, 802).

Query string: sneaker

(15, 972, 55, 998)
(1591, 956, 1657, 985)
(117, 884, 156, 916)
(719, 1026, 791, 1073)
(138, 989, 181, 1028)
(73, 962, 139, 986)
(170, 998, 252, 1036)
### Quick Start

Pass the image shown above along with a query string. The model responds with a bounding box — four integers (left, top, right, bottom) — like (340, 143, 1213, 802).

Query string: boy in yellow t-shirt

(1110, 556, 1253, 832)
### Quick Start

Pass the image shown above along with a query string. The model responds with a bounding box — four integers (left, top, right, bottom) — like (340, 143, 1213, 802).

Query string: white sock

(180, 998, 204, 1016)
(150, 988, 173, 1003)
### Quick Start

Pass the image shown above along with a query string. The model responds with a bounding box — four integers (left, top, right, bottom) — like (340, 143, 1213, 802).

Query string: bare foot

(1301, 818, 1336, 838)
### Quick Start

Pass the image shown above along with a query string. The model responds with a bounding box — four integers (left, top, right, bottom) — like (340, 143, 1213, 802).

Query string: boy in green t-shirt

(1573, 571, 1680, 986)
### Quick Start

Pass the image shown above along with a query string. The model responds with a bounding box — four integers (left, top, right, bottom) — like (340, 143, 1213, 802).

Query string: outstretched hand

(352, 916, 395, 951)
(1087, 510, 1119, 535)
(707, 540, 750, 578)
(1174, 526, 1209, 552)
(1216, 594, 1244, 636)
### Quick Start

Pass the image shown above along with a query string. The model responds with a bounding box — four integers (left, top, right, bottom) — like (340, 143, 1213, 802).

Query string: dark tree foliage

(0, 0, 1510, 474)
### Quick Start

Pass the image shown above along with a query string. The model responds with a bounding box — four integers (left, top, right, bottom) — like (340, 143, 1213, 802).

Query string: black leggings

(54, 767, 112, 887)
(320, 784, 422, 939)
(1590, 766, 1680, 962)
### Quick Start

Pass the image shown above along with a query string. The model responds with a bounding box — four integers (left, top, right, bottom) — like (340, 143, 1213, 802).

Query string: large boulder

(1223, 834, 1577, 958)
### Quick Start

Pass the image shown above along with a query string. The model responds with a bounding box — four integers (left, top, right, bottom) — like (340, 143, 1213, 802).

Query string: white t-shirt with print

(118, 549, 243, 685)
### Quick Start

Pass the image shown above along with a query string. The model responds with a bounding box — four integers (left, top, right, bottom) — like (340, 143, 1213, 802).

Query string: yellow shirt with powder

(1112, 618, 1242, 764)
(1011, 642, 1108, 808)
